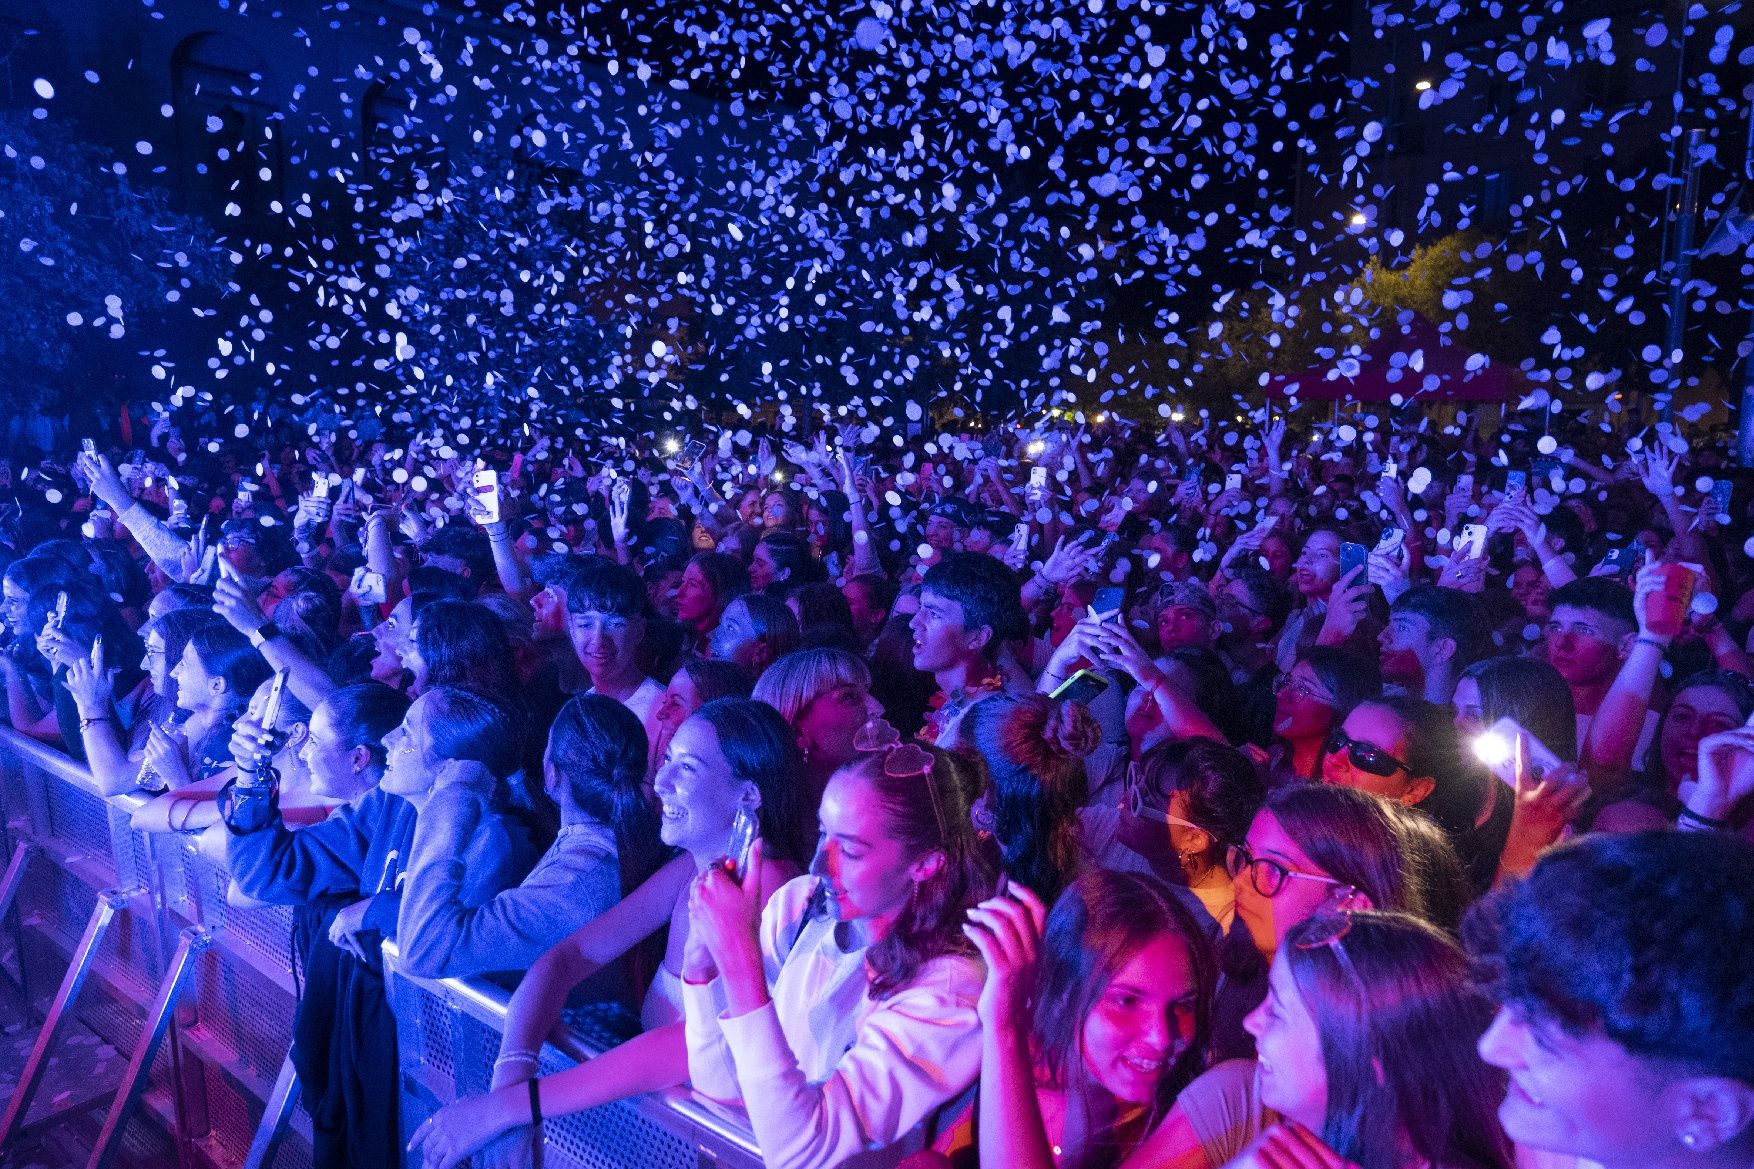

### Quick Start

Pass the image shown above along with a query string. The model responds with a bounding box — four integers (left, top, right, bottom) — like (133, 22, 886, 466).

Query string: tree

(0, 111, 226, 418)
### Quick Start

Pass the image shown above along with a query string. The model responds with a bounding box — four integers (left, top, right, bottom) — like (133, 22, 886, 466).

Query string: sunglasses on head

(1323, 727, 1411, 779)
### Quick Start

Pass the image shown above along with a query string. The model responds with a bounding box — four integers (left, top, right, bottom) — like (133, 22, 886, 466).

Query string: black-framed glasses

(1225, 843, 1352, 899)
(1323, 727, 1411, 779)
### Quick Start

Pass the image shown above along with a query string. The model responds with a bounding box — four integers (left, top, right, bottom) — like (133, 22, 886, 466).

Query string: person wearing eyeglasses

(1082, 737, 1266, 933)
(1118, 909, 1514, 1169)
(1211, 785, 1468, 1063)
(1265, 647, 1381, 788)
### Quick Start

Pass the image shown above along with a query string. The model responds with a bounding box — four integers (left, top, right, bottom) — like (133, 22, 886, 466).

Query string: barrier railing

(0, 727, 764, 1169)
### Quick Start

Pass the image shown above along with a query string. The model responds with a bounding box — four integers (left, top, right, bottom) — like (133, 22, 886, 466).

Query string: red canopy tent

(1261, 312, 1526, 403)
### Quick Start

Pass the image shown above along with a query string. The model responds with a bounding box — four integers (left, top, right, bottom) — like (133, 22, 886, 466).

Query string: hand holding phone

(1456, 524, 1488, 560)
(1089, 586, 1126, 622)
(719, 807, 758, 885)
(1339, 541, 1369, 582)
(471, 468, 501, 526)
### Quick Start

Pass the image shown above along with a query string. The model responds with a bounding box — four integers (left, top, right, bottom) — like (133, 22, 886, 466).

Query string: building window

(1482, 171, 1511, 230)
(170, 32, 281, 220)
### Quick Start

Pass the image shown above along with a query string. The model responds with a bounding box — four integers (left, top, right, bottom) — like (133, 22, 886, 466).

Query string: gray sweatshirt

(396, 759, 622, 979)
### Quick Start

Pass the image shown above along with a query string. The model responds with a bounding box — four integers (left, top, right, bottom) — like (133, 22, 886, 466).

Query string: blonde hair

(751, 648, 871, 725)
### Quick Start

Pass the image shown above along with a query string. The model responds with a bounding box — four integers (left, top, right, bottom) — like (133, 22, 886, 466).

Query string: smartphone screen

(675, 439, 708, 471)
(1091, 586, 1126, 619)
(1504, 469, 1528, 498)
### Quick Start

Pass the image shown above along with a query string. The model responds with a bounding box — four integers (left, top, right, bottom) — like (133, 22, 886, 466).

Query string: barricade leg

(85, 924, 211, 1169)
(0, 840, 29, 923)
(0, 886, 138, 1149)
(0, 840, 29, 986)
(241, 1054, 301, 1169)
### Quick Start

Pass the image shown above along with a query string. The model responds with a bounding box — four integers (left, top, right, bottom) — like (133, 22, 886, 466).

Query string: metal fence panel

(0, 727, 767, 1169)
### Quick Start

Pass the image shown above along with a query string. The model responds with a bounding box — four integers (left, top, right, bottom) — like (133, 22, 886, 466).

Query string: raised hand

(962, 883, 1047, 1030)
(1038, 534, 1100, 586)
(63, 642, 119, 717)
(1691, 722, 1754, 824)
(1636, 447, 1679, 501)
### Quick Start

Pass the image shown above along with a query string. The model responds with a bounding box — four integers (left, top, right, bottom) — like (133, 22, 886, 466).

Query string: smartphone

(1374, 526, 1405, 555)
(1456, 473, 1475, 494)
(1504, 469, 1528, 498)
(720, 806, 758, 885)
(1473, 717, 1564, 788)
(675, 439, 708, 472)
(48, 591, 68, 632)
(311, 475, 331, 501)
(1028, 466, 1048, 492)
(1711, 478, 1734, 517)
(1597, 545, 1641, 575)
(81, 438, 97, 457)
(1182, 462, 1203, 486)
(1009, 520, 1029, 555)
(1224, 471, 1243, 493)
(259, 669, 290, 731)
(1383, 460, 1398, 480)
(1340, 541, 1369, 581)
(1091, 586, 1126, 621)
(349, 567, 388, 605)
(90, 635, 102, 667)
(1050, 668, 1110, 704)
(1456, 524, 1488, 560)
(472, 468, 501, 525)
(197, 546, 218, 582)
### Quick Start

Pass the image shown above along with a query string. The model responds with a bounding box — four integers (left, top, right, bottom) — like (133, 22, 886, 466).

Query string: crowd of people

(1, 399, 1751, 1169)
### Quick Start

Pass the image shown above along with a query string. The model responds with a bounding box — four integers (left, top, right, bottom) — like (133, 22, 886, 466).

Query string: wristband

(1678, 806, 1728, 831)
(249, 622, 282, 649)
(79, 715, 113, 730)
(1635, 635, 1671, 652)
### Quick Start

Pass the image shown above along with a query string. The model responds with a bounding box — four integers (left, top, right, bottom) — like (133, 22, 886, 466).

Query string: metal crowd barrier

(0, 727, 764, 1169)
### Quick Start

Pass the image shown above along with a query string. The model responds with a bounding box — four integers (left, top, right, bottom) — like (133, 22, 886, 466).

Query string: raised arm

(62, 646, 139, 795)
(965, 884, 1058, 1169)
(1581, 564, 1667, 787)
(211, 574, 337, 712)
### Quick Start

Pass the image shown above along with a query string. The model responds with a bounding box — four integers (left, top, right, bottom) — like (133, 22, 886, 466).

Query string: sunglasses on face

(1323, 727, 1412, 779)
